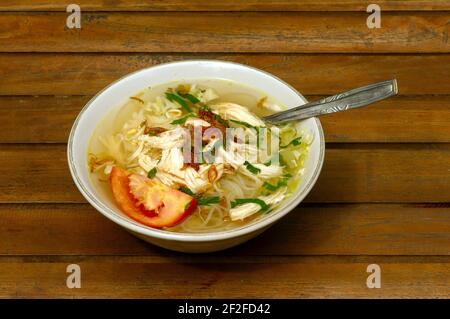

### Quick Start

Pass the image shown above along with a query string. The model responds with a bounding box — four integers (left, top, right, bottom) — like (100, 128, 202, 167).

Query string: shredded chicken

(184, 167, 211, 193)
(239, 163, 283, 180)
(229, 189, 286, 221)
(138, 127, 186, 149)
(210, 102, 266, 127)
(158, 147, 185, 173)
(185, 118, 211, 127)
(137, 154, 158, 172)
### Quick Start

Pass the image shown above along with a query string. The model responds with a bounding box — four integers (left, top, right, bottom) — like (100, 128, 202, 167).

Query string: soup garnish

(88, 80, 311, 232)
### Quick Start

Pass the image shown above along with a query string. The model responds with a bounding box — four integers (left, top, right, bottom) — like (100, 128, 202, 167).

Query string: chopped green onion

(170, 113, 195, 125)
(262, 182, 277, 191)
(147, 167, 157, 178)
(244, 161, 261, 174)
(165, 92, 192, 113)
(179, 187, 220, 206)
(214, 113, 229, 127)
(200, 104, 211, 111)
(197, 196, 220, 206)
(263, 177, 289, 192)
(281, 136, 302, 148)
(179, 92, 200, 104)
(179, 186, 195, 196)
(231, 198, 269, 211)
(264, 153, 289, 166)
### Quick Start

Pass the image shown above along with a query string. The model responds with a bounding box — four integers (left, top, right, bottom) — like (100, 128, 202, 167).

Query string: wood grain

(0, 144, 448, 203)
(2, 1, 450, 12)
(0, 203, 449, 256)
(0, 256, 448, 298)
(2, 95, 450, 143)
(1, 12, 449, 53)
(0, 145, 83, 203)
(2, 54, 450, 96)
(0, 96, 83, 143)
(309, 144, 450, 203)
(0, 4, 449, 300)
(316, 95, 450, 143)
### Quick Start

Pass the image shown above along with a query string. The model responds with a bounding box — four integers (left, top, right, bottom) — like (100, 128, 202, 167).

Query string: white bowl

(68, 60, 325, 253)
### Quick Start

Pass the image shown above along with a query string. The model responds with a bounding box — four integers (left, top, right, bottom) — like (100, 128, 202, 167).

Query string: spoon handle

(263, 79, 398, 124)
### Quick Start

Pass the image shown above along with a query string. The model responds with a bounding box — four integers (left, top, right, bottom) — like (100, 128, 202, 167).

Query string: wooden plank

(0, 145, 84, 203)
(2, 54, 450, 96)
(0, 256, 448, 298)
(1, 12, 449, 53)
(309, 144, 450, 203)
(0, 144, 449, 203)
(2, 95, 450, 143)
(0, 203, 449, 256)
(3, 1, 450, 12)
(315, 95, 450, 143)
(0, 96, 83, 143)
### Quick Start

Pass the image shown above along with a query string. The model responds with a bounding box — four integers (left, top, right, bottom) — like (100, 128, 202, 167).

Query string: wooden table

(0, 1, 449, 298)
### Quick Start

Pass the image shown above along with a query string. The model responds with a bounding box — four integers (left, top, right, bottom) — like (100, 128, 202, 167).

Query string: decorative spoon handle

(263, 79, 398, 124)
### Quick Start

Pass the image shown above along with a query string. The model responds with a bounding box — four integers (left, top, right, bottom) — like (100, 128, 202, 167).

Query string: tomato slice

(109, 166, 196, 228)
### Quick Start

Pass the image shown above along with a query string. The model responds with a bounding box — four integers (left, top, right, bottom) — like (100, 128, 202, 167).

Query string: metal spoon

(263, 79, 398, 124)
